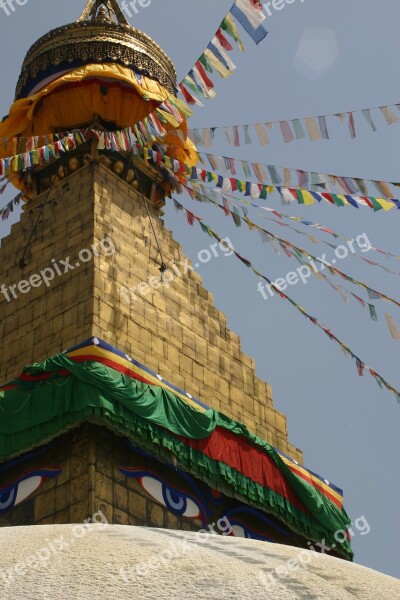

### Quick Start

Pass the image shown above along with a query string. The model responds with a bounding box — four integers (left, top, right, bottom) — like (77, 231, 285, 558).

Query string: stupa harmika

(0, 0, 358, 575)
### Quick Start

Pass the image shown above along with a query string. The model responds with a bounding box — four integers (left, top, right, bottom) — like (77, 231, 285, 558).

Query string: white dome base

(0, 525, 398, 599)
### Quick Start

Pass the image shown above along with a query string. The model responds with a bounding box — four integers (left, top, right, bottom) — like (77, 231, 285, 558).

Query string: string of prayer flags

(0, 102, 191, 177)
(184, 163, 399, 211)
(280, 187, 398, 212)
(139, 148, 400, 214)
(197, 150, 399, 199)
(179, 0, 268, 105)
(0, 193, 22, 222)
(191, 182, 400, 274)
(0, 133, 87, 178)
(3, 117, 397, 214)
(3, 125, 399, 216)
(188, 102, 400, 145)
(258, 209, 400, 262)
(172, 198, 400, 403)
(255, 208, 400, 276)
(184, 181, 397, 319)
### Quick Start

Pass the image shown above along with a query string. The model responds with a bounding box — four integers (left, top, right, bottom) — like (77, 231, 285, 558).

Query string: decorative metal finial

(96, 6, 111, 22)
(77, 0, 129, 26)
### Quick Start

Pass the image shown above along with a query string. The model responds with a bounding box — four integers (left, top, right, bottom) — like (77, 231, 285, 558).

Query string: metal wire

(130, 162, 167, 274)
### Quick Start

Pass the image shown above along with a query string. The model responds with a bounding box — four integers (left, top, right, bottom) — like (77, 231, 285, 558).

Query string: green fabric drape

(0, 354, 352, 558)
(14, 353, 219, 439)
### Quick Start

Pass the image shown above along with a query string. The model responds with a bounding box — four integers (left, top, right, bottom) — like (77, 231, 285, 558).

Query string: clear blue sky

(0, 0, 398, 578)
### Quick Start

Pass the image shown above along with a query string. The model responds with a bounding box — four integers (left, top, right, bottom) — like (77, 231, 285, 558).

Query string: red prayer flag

(179, 83, 197, 105)
(348, 112, 356, 139)
(215, 28, 233, 51)
(195, 61, 215, 90)
(185, 210, 196, 226)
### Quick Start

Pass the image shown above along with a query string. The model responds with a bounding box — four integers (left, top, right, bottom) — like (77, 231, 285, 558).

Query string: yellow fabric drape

(0, 64, 172, 153)
(0, 62, 198, 192)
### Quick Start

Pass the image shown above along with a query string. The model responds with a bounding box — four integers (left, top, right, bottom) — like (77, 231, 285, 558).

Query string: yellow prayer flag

(203, 49, 231, 79)
(254, 124, 269, 146)
(283, 168, 291, 187)
(385, 314, 400, 340)
(224, 14, 245, 52)
(377, 198, 396, 211)
(156, 109, 180, 128)
(305, 118, 321, 141)
(301, 190, 315, 205)
(380, 106, 400, 125)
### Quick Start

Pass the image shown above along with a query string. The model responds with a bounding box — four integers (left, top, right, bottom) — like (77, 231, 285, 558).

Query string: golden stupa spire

(77, 0, 129, 25)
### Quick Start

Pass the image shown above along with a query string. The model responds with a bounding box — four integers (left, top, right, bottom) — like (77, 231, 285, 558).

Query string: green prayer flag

(297, 190, 305, 205)
(231, 207, 241, 227)
(200, 221, 213, 236)
(368, 304, 378, 321)
(241, 160, 251, 178)
(199, 53, 213, 74)
(331, 194, 346, 207)
(206, 172, 214, 183)
(292, 119, 306, 139)
(243, 125, 252, 144)
(368, 197, 384, 212)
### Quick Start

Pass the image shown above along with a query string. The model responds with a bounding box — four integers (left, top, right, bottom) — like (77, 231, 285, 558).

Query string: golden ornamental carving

(16, 20, 177, 98)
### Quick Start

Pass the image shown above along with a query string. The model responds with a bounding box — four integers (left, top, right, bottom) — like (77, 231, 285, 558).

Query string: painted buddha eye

(226, 507, 291, 539)
(0, 469, 61, 515)
(120, 468, 203, 520)
(142, 476, 201, 518)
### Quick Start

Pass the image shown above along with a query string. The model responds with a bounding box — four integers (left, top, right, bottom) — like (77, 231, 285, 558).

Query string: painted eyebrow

(0, 443, 53, 475)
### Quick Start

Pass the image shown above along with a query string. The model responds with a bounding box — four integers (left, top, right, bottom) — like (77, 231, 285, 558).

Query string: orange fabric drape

(0, 63, 198, 192)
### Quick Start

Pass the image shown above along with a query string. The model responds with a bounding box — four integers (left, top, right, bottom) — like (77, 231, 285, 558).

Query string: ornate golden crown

(15, 0, 177, 99)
